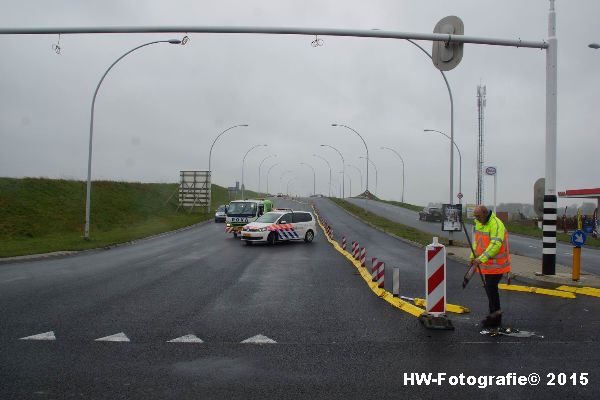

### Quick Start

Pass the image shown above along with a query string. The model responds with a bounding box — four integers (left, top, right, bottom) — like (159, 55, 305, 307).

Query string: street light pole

(312, 154, 332, 197)
(320, 144, 345, 198)
(300, 162, 316, 197)
(359, 157, 378, 197)
(258, 154, 277, 195)
(266, 162, 281, 196)
(332, 124, 369, 197)
(287, 177, 297, 197)
(424, 129, 462, 205)
(406, 38, 455, 245)
(280, 170, 293, 195)
(380, 146, 405, 203)
(242, 144, 267, 199)
(208, 124, 248, 213)
(346, 164, 363, 194)
(84, 38, 182, 239)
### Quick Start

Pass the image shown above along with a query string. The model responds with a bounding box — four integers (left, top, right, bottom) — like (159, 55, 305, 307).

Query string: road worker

(470, 205, 511, 328)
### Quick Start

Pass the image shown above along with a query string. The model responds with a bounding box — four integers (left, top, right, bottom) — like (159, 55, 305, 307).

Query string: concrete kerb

(0, 219, 212, 265)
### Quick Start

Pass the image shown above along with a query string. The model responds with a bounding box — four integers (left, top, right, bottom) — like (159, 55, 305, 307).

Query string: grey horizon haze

(0, 0, 598, 208)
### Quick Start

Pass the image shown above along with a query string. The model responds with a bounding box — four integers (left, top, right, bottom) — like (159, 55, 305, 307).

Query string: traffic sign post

(570, 229, 586, 281)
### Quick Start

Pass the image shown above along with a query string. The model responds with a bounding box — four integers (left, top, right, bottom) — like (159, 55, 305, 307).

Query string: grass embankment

(504, 220, 600, 249)
(330, 198, 460, 247)
(0, 177, 261, 257)
(372, 198, 423, 212)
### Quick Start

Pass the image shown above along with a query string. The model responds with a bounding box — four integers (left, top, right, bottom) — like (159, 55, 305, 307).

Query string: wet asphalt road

(347, 197, 600, 274)
(0, 197, 598, 399)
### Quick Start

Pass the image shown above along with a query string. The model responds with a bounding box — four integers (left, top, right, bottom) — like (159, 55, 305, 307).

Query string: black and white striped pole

(543, 0, 557, 275)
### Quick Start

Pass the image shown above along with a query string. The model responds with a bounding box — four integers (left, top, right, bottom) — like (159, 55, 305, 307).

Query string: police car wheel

(244, 240, 252, 246)
(304, 230, 314, 243)
(267, 232, 276, 245)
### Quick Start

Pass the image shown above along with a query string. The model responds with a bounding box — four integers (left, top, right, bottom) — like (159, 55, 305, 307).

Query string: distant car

(214, 205, 228, 223)
(240, 210, 316, 245)
(419, 207, 442, 222)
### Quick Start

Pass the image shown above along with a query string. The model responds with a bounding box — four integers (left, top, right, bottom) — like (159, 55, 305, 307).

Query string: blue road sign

(571, 230, 587, 247)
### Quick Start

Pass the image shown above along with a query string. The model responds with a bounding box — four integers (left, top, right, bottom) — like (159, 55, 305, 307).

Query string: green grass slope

(0, 177, 260, 257)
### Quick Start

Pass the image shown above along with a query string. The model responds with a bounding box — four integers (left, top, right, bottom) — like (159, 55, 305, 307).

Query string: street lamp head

(168, 39, 183, 44)
(331, 123, 338, 127)
(589, 43, 600, 49)
(240, 124, 249, 127)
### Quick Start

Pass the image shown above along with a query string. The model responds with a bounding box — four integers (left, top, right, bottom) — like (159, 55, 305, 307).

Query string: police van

(240, 209, 316, 245)
(225, 199, 273, 238)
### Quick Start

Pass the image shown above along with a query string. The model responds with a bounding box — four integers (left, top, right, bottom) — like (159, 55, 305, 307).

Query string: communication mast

(476, 84, 487, 205)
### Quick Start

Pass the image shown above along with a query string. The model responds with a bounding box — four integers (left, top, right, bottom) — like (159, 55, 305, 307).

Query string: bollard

(342, 236, 347, 251)
(376, 261, 384, 288)
(393, 267, 399, 296)
(353, 242, 360, 259)
(573, 246, 581, 281)
(419, 237, 454, 330)
(371, 257, 379, 281)
(360, 247, 366, 267)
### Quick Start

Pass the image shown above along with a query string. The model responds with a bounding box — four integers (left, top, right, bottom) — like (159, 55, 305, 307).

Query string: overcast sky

(1, 0, 598, 207)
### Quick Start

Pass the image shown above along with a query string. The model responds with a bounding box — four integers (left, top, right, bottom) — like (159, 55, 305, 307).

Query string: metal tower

(476, 84, 486, 205)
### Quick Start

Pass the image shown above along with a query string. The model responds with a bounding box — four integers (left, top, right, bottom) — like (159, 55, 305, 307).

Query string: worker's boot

(481, 310, 503, 328)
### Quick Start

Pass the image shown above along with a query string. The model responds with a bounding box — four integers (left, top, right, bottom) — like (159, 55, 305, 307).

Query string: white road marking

(19, 331, 56, 341)
(167, 334, 204, 343)
(94, 332, 130, 342)
(241, 334, 277, 344)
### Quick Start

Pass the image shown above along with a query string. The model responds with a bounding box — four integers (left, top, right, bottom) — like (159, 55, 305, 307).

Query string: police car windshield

(228, 202, 257, 215)
(255, 212, 281, 223)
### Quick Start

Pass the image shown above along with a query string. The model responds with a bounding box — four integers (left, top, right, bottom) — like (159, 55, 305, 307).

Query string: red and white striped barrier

(375, 261, 384, 288)
(342, 236, 347, 251)
(371, 257, 380, 281)
(359, 247, 366, 267)
(425, 237, 446, 315)
(352, 242, 360, 259)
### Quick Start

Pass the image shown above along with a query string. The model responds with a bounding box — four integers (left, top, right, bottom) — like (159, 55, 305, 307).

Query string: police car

(240, 209, 316, 245)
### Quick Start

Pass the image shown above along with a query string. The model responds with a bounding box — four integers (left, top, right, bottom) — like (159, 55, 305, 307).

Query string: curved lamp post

(332, 124, 369, 195)
(300, 162, 316, 197)
(242, 144, 267, 199)
(320, 144, 345, 198)
(266, 162, 281, 196)
(359, 156, 378, 197)
(424, 129, 462, 205)
(208, 124, 248, 212)
(84, 38, 182, 239)
(406, 38, 455, 243)
(258, 154, 277, 195)
(380, 146, 405, 203)
(339, 171, 352, 197)
(346, 164, 363, 194)
(312, 154, 332, 197)
(286, 177, 298, 196)
(280, 170, 293, 194)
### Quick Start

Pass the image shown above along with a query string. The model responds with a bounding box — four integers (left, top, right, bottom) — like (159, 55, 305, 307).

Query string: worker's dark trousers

(483, 274, 503, 314)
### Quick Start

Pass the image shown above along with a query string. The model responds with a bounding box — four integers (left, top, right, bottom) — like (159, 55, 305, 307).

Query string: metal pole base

(419, 313, 455, 330)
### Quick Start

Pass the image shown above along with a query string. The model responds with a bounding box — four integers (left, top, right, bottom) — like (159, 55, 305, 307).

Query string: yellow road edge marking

(556, 285, 600, 298)
(412, 298, 471, 314)
(314, 208, 426, 318)
(499, 283, 576, 299)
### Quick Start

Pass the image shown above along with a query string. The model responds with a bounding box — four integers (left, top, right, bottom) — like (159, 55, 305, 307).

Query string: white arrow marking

(19, 331, 56, 341)
(241, 334, 277, 344)
(574, 233, 583, 243)
(94, 332, 130, 342)
(167, 334, 204, 343)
